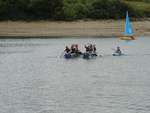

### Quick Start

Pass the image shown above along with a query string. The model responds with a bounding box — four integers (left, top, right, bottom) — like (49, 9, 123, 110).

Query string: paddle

(111, 48, 116, 51)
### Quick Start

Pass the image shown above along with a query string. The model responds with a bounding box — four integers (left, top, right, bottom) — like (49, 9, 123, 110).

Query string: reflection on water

(0, 37, 150, 113)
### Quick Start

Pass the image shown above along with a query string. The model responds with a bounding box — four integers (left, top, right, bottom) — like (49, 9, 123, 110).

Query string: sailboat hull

(119, 36, 136, 40)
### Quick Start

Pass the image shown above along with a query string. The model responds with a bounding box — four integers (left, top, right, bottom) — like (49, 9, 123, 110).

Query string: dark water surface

(0, 37, 150, 113)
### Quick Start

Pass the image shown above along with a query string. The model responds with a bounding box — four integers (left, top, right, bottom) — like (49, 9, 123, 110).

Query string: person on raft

(74, 44, 82, 55)
(93, 45, 96, 53)
(85, 45, 90, 52)
(115, 46, 122, 54)
(70, 44, 76, 53)
(64, 46, 70, 53)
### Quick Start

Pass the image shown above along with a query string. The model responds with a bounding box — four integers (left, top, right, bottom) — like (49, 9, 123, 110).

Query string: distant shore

(0, 20, 150, 38)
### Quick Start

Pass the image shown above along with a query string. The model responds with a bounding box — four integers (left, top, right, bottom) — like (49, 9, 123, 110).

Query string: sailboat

(119, 11, 136, 40)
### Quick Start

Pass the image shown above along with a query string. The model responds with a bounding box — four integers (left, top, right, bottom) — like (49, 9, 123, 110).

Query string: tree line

(0, 0, 149, 20)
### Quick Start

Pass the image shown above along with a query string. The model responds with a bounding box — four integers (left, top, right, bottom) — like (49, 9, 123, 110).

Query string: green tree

(88, 0, 134, 19)
(29, 0, 64, 19)
(63, 0, 89, 20)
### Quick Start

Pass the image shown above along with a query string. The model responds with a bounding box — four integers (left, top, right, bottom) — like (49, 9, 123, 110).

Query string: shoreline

(0, 36, 114, 39)
(0, 20, 150, 38)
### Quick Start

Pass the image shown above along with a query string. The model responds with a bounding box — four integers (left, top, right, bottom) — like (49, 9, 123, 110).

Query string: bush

(0, 0, 64, 20)
(0, 0, 149, 20)
(63, 0, 89, 20)
(88, 0, 135, 19)
(0, 0, 30, 20)
(125, 0, 150, 3)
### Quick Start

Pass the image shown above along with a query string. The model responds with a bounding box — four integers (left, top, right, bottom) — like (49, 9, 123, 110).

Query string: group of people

(84, 44, 96, 53)
(64, 44, 97, 55)
(65, 44, 82, 54)
(64, 44, 122, 56)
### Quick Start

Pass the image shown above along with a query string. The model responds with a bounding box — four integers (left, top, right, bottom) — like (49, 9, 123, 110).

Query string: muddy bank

(0, 20, 149, 37)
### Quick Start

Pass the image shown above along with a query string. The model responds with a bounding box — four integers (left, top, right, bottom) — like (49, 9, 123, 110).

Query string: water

(0, 37, 150, 113)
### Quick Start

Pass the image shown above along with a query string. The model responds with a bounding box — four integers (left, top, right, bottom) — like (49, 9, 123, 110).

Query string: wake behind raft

(64, 44, 98, 59)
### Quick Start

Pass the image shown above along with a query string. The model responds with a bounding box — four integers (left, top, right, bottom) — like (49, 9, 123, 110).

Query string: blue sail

(124, 11, 134, 36)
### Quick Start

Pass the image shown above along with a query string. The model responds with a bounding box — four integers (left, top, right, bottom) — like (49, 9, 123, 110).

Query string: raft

(64, 53, 81, 59)
(112, 52, 124, 56)
(83, 52, 97, 59)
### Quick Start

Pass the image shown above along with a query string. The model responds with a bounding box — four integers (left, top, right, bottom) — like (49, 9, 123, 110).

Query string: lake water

(0, 37, 150, 113)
